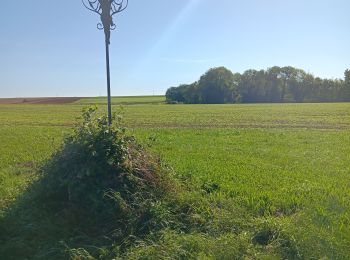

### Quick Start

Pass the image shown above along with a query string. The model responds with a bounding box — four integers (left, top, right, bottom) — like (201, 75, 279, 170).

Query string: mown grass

(0, 97, 350, 259)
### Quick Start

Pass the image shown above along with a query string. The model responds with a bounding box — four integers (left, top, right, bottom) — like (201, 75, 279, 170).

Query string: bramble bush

(27, 106, 178, 256)
(45, 107, 170, 219)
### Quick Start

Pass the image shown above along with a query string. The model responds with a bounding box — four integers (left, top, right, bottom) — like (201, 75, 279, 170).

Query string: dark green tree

(165, 66, 349, 104)
(166, 85, 188, 103)
(266, 67, 284, 102)
(344, 69, 350, 101)
(288, 69, 306, 102)
(197, 67, 238, 104)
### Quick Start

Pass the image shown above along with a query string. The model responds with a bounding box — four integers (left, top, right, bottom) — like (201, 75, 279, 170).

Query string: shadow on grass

(0, 147, 180, 259)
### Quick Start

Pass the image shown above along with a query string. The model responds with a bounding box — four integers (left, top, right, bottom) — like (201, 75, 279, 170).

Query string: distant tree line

(166, 67, 350, 104)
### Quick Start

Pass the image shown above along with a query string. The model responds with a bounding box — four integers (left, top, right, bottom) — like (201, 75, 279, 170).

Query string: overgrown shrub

(33, 106, 177, 244)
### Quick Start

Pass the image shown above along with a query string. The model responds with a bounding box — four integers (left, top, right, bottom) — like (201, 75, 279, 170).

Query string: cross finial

(82, 0, 128, 44)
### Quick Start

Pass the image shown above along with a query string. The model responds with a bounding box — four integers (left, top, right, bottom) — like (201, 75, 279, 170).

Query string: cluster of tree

(166, 67, 350, 104)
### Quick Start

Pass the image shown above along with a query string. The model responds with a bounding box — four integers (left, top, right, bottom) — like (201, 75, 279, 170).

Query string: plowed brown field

(0, 97, 81, 104)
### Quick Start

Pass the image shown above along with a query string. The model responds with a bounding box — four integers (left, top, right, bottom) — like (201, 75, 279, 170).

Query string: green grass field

(0, 97, 349, 259)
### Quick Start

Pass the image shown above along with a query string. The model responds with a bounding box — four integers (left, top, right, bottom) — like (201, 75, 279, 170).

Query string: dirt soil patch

(0, 97, 82, 104)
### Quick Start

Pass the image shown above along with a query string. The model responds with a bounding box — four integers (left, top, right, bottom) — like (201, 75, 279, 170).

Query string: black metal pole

(83, 0, 129, 125)
(105, 37, 112, 125)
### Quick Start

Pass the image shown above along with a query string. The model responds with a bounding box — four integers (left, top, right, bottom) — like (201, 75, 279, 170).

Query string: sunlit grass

(0, 97, 349, 258)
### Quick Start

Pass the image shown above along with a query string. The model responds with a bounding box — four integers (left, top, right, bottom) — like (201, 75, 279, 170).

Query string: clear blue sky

(0, 0, 349, 97)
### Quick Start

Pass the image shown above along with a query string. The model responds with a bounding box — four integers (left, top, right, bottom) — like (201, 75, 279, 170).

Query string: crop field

(0, 97, 350, 259)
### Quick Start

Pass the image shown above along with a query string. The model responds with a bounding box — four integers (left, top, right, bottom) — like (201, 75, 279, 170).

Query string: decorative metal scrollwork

(82, 0, 128, 44)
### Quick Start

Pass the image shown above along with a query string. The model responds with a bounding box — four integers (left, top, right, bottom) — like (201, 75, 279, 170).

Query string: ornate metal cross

(82, 0, 128, 125)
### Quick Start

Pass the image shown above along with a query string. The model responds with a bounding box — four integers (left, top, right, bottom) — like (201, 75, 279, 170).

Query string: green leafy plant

(32, 106, 176, 244)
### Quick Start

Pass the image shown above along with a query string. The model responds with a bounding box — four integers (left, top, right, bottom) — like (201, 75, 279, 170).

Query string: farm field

(0, 97, 350, 259)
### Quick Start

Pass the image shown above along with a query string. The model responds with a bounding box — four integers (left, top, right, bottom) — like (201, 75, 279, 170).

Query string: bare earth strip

(0, 97, 82, 104)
